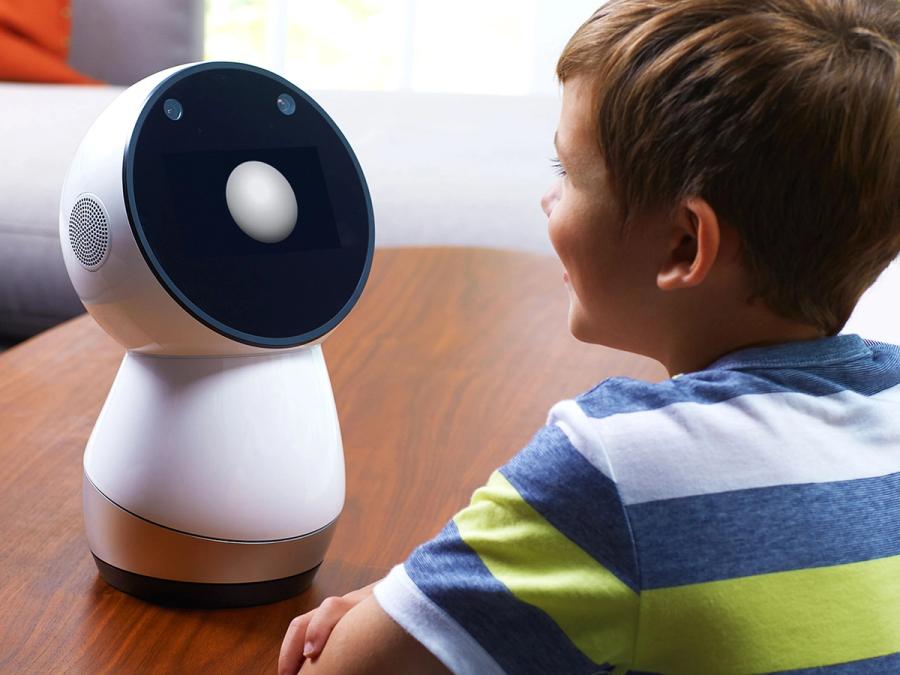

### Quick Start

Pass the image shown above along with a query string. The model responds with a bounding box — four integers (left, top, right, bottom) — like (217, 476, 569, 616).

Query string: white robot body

(59, 62, 374, 607)
(85, 349, 344, 543)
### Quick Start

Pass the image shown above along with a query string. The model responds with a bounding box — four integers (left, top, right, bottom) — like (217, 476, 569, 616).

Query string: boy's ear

(656, 197, 720, 291)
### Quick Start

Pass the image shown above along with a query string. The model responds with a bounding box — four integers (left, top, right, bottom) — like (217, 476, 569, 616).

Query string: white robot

(58, 61, 374, 608)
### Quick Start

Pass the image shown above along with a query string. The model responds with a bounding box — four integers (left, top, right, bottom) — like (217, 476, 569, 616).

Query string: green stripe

(453, 470, 639, 667)
(636, 553, 900, 673)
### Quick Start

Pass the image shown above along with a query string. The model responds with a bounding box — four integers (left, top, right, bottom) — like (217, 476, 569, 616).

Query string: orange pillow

(0, 0, 102, 84)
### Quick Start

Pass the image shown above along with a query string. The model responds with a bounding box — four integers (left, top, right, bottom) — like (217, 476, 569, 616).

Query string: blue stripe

(773, 650, 900, 673)
(498, 424, 639, 591)
(405, 519, 613, 675)
(574, 338, 900, 419)
(628, 471, 900, 589)
(707, 334, 880, 371)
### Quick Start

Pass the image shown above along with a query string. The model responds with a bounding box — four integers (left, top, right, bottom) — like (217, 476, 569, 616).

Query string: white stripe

(373, 564, 506, 675)
(548, 399, 616, 480)
(551, 381, 900, 505)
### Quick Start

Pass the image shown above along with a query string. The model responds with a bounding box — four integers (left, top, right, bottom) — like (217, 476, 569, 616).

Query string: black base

(92, 554, 321, 608)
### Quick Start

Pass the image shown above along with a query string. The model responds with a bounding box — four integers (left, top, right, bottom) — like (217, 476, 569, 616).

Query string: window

(204, 0, 604, 95)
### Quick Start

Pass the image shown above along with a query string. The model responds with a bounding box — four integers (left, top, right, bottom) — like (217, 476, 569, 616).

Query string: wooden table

(0, 247, 666, 674)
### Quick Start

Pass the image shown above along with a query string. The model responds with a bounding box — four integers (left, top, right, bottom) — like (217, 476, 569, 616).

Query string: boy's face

(541, 76, 665, 353)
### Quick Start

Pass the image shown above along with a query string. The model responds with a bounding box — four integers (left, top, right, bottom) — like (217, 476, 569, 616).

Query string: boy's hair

(557, 0, 899, 336)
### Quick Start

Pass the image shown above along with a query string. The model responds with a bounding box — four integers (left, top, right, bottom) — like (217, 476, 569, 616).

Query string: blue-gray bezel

(121, 61, 375, 349)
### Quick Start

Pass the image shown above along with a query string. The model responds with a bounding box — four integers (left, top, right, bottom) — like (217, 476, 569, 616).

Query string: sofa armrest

(0, 83, 123, 342)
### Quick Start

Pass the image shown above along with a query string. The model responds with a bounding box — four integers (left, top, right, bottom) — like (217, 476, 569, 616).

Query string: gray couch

(2, 1, 896, 350)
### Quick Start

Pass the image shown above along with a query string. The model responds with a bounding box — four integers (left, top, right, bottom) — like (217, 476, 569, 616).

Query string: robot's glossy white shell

(58, 62, 371, 356)
(84, 347, 345, 544)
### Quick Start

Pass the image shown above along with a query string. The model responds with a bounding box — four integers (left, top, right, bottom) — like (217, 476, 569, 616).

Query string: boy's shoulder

(566, 333, 900, 422)
(542, 335, 900, 505)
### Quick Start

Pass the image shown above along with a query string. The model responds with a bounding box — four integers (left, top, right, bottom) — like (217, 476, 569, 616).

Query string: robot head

(60, 62, 374, 355)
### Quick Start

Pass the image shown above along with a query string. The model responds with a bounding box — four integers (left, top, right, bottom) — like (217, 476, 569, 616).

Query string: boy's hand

(278, 579, 380, 675)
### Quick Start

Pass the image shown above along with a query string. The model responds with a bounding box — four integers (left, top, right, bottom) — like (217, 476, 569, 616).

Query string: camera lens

(276, 93, 296, 116)
(163, 98, 183, 121)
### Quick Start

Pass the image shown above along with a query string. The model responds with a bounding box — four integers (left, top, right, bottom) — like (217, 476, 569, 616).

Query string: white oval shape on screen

(225, 160, 298, 244)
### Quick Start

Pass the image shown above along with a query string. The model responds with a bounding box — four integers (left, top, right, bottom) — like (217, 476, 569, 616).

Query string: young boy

(279, 0, 900, 672)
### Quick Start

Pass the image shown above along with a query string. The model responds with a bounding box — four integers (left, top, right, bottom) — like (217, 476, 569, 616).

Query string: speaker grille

(68, 194, 110, 271)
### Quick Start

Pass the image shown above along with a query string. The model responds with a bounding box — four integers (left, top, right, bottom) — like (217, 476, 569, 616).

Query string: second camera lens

(276, 93, 296, 116)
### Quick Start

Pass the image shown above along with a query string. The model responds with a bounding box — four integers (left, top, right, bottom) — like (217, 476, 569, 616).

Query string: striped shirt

(373, 332, 900, 674)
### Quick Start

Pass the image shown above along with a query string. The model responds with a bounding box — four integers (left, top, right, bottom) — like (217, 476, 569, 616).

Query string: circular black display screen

(124, 62, 374, 347)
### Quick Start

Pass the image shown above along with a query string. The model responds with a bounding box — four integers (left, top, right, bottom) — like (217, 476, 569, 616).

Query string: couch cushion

(68, 0, 204, 86)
